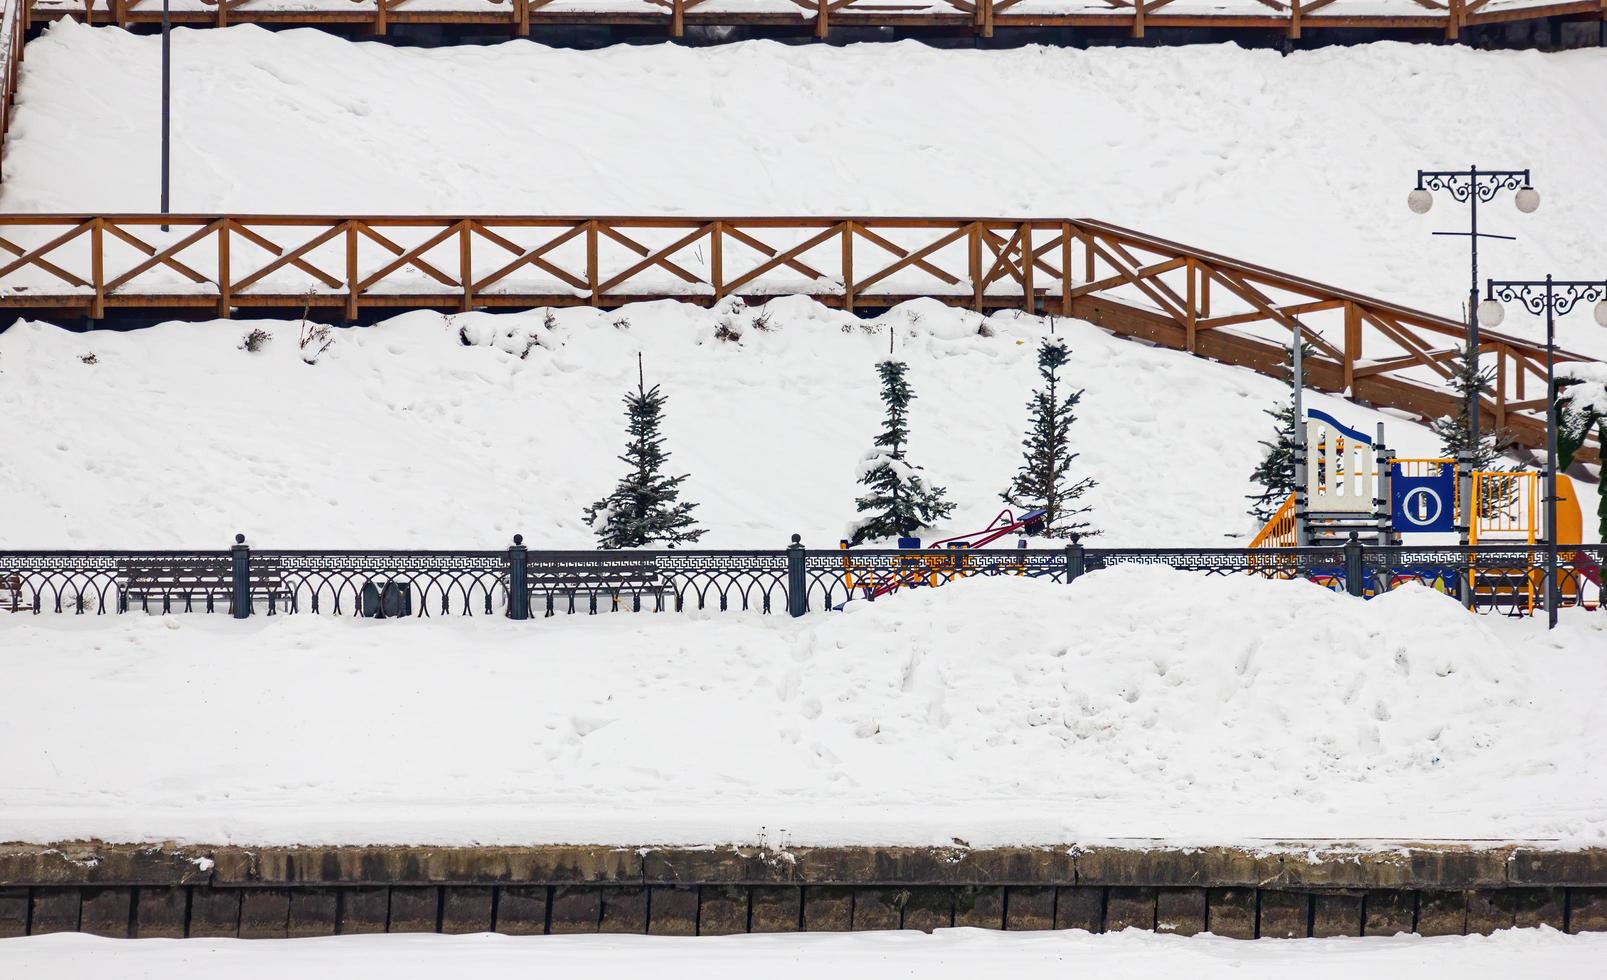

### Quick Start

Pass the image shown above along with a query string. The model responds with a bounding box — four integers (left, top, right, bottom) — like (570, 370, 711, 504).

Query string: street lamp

(161, 0, 171, 231)
(1477, 275, 1607, 629)
(1407, 166, 1537, 543)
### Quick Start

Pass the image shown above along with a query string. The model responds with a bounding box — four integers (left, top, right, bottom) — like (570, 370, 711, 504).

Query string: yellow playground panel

(1469, 471, 1589, 610)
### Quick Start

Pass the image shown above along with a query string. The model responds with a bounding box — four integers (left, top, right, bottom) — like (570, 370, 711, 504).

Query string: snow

(4, 929, 1606, 978)
(7, 25, 1607, 360)
(0, 299, 1457, 549)
(2, 570, 1603, 848)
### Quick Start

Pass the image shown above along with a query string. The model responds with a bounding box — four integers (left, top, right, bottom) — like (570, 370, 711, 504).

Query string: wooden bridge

(24, 0, 1607, 40)
(0, 211, 1596, 462)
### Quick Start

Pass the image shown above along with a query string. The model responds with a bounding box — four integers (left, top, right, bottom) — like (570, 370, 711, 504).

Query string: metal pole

(1544, 277, 1558, 629)
(1292, 320, 1306, 546)
(161, 0, 171, 231)
(1467, 164, 1480, 462)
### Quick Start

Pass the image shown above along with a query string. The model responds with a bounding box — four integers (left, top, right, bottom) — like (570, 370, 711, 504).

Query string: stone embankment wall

(2, 842, 1604, 939)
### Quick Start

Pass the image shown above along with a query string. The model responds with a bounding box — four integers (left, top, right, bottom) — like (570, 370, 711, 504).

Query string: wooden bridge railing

(32, 0, 1607, 39)
(0, 212, 1596, 461)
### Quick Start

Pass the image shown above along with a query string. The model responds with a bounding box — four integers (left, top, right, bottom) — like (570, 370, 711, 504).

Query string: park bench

(527, 563, 671, 614)
(116, 555, 286, 614)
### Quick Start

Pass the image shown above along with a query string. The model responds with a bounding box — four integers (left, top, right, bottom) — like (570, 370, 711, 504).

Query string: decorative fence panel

(3, 540, 1602, 619)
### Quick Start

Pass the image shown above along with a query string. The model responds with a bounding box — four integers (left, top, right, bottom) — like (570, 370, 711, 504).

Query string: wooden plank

(188, 887, 241, 938)
(239, 888, 291, 939)
(132, 886, 188, 938)
(647, 885, 697, 935)
(1416, 890, 1467, 936)
(1205, 887, 1256, 939)
(954, 886, 1004, 929)
(1258, 890, 1309, 938)
(1155, 887, 1206, 936)
(1004, 886, 1054, 930)
(697, 884, 748, 936)
(598, 886, 647, 934)
(388, 886, 439, 933)
(900, 888, 953, 932)
(0, 889, 29, 938)
(287, 888, 338, 937)
(496, 886, 549, 935)
(1055, 886, 1103, 932)
(802, 886, 853, 932)
(850, 887, 902, 931)
(1104, 886, 1156, 931)
(441, 886, 493, 934)
(750, 886, 801, 933)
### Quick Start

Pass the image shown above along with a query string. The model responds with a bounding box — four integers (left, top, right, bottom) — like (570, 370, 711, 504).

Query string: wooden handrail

(0, 212, 1595, 463)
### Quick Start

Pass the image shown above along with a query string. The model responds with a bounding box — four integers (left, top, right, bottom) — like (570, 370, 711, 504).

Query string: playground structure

(837, 508, 1049, 607)
(1248, 407, 1601, 613)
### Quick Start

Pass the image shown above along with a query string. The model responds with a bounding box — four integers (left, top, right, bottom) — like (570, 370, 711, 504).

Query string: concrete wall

(3, 842, 1604, 939)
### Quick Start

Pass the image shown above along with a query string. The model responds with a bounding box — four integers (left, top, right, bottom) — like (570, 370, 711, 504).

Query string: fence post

(1456, 448, 1474, 608)
(508, 533, 529, 621)
(231, 533, 251, 619)
(1065, 536, 1085, 584)
(787, 533, 808, 617)
(1343, 531, 1364, 597)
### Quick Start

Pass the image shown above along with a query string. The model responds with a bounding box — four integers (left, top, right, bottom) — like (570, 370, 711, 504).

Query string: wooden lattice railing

(0, 212, 1597, 462)
(32, 0, 1607, 39)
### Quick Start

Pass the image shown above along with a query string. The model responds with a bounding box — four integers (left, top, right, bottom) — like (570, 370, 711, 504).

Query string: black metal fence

(1, 534, 1602, 619)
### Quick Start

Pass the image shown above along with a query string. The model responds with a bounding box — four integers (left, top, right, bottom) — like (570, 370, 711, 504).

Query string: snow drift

(3, 569, 1602, 847)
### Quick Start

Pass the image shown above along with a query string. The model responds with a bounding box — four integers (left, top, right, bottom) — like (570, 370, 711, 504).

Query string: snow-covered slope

(7, 24, 1607, 358)
(3, 570, 1603, 847)
(0, 299, 1453, 548)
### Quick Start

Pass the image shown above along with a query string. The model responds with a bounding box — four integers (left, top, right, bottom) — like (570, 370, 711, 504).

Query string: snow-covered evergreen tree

(1557, 374, 1607, 542)
(1246, 336, 1313, 523)
(848, 359, 954, 544)
(1002, 335, 1096, 537)
(584, 358, 706, 548)
(1433, 342, 1510, 470)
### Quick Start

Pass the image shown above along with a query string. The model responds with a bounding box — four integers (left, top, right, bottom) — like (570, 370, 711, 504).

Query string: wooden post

(90, 218, 105, 320)
(1198, 265, 1210, 317)
(459, 220, 473, 312)
(1020, 224, 1034, 316)
(1495, 346, 1508, 430)
(217, 220, 231, 318)
(969, 222, 983, 311)
(1060, 221, 1072, 316)
(976, 0, 992, 38)
(1446, 0, 1461, 41)
(112, 0, 127, 28)
(1082, 229, 1095, 284)
(375, 0, 387, 36)
(1185, 258, 1197, 352)
(1288, 0, 1301, 39)
(671, 0, 684, 37)
(710, 221, 724, 301)
(815, 0, 827, 39)
(345, 220, 359, 321)
(217, 0, 228, 29)
(587, 220, 600, 306)
(1132, 0, 1144, 38)
(1343, 301, 1361, 393)
(514, 0, 529, 34)
(841, 221, 854, 314)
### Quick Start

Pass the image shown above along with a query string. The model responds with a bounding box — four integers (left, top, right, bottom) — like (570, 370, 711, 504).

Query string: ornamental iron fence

(0, 534, 1602, 620)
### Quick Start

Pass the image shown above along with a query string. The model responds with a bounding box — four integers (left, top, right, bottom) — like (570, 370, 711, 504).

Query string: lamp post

(1407, 167, 1538, 542)
(161, 0, 171, 231)
(1477, 277, 1607, 629)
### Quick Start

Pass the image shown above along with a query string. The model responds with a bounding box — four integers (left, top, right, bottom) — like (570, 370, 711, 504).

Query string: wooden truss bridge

(0, 212, 1596, 462)
(24, 0, 1607, 39)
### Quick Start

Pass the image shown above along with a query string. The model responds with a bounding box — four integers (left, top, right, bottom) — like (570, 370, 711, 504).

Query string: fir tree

(584, 356, 706, 548)
(1557, 378, 1607, 542)
(1433, 342, 1511, 470)
(1246, 336, 1314, 523)
(848, 358, 955, 544)
(1002, 335, 1096, 537)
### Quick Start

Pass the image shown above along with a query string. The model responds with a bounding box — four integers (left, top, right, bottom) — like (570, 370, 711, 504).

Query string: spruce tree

(848, 358, 955, 544)
(1433, 342, 1511, 470)
(1556, 379, 1607, 542)
(1002, 335, 1096, 537)
(584, 357, 706, 548)
(1246, 336, 1314, 523)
